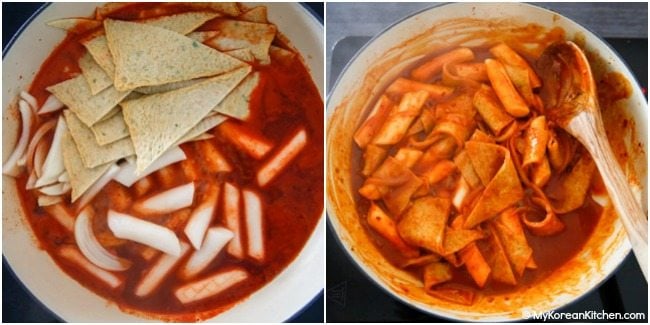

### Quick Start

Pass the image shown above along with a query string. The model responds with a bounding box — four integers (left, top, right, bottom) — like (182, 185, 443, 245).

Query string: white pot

(326, 2, 646, 321)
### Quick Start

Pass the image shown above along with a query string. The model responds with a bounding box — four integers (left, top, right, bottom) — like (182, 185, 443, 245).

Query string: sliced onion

(175, 268, 248, 304)
(58, 246, 122, 289)
(257, 128, 307, 187)
(76, 164, 120, 209)
(243, 189, 264, 261)
(184, 186, 219, 249)
(32, 140, 49, 178)
(38, 94, 64, 115)
(3, 100, 33, 177)
(113, 146, 186, 187)
(38, 182, 71, 196)
(23, 119, 56, 175)
(224, 182, 244, 258)
(452, 177, 470, 210)
(135, 242, 190, 297)
(26, 170, 38, 190)
(592, 192, 610, 207)
(34, 116, 66, 187)
(37, 195, 62, 207)
(107, 210, 181, 256)
(20, 91, 38, 114)
(75, 207, 131, 271)
(180, 227, 233, 280)
(132, 182, 195, 215)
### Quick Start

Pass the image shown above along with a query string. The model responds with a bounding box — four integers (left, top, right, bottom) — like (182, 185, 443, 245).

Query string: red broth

(14, 3, 323, 321)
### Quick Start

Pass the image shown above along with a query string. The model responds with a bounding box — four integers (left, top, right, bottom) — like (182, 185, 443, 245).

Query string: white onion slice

(76, 163, 120, 208)
(257, 128, 307, 187)
(184, 185, 220, 249)
(135, 242, 190, 297)
(34, 116, 66, 187)
(3, 100, 33, 177)
(33, 140, 49, 178)
(75, 207, 130, 271)
(243, 189, 264, 261)
(224, 182, 244, 258)
(26, 170, 38, 190)
(38, 182, 71, 196)
(132, 182, 195, 215)
(23, 119, 56, 175)
(113, 146, 186, 187)
(452, 177, 470, 210)
(20, 91, 38, 114)
(592, 192, 610, 207)
(180, 227, 233, 280)
(107, 210, 181, 256)
(58, 246, 122, 289)
(43, 203, 74, 232)
(175, 268, 248, 304)
(37, 195, 62, 207)
(38, 94, 64, 115)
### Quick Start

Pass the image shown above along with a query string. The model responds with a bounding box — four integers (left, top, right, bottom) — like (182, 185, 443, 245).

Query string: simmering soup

(350, 42, 619, 305)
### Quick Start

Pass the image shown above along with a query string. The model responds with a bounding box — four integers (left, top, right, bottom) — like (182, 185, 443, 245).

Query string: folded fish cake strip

(47, 76, 130, 127)
(91, 110, 130, 145)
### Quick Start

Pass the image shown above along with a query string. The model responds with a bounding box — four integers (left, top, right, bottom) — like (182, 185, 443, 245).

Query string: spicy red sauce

(17, 3, 323, 321)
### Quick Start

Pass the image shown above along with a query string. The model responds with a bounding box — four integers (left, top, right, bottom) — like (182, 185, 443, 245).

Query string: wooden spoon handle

(569, 112, 648, 279)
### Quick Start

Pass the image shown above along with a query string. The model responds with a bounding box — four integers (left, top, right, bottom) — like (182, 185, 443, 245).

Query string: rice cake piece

(122, 66, 251, 173)
(206, 20, 276, 65)
(84, 11, 222, 79)
(79, 52, 113, 95)
(63, 110, 134, 168)
(135, 78, 205, 95)
(105, 19, 247, 91)
(62, 130, 113, 202)
(225, 48, 255, 62)
(213, 72, 259, 120)
(47, 75, 130, 126)
(239, 6, 267, 23)
(92, 110, 130, 145)
(177, 113, 228, 145)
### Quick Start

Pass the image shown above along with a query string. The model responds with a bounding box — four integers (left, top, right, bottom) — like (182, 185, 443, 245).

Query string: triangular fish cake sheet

(121, 66, 251, 173)
(140, 11, 220, 33)
(239, 6, 268, 23)
(83, 11, 222, 78)
(135, 78, 206, 95)
(225, 48, 255, 62)
(177, 113, 229, 145)
(92, 110, 130, 145)
(47, 75, 130, 126)
(62, 130, 113, 202)
(79, 52, 113, 95)
(213, 71, 259, 120)
(63, 110, 134, 168)
(206, 20, 276, 64)
(105, 19, 247, 91)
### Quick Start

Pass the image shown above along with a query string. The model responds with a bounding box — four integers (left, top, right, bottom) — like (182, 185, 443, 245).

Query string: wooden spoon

(537, 41, 647, 279)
